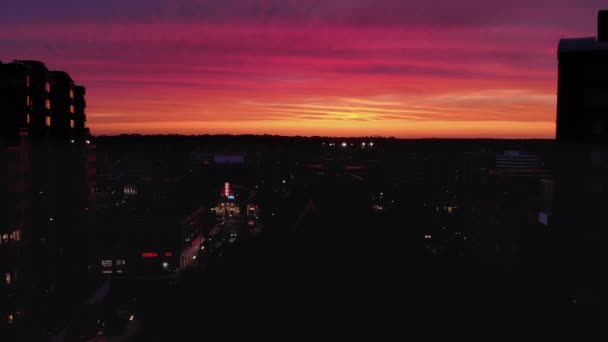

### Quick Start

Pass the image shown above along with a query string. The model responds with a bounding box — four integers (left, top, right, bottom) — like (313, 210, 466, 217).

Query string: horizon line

(92, 133, 556, 141)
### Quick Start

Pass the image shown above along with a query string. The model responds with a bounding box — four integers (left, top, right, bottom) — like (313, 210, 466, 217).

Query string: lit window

(11, 230, 20, 241)
(26, 96, 31, 106)
(46, 116, 51, 126)
(101, 260, 113, 268)
(69, 89, 74, 98)
(116, 259, 126, 266)
(45, 99, 51, 110)
(45, 82, 50, 92)
(1, 234, 8, 243)
(70, 105, 74, 113)
(70, 120, 74, 128)
(8, 314, 14, 324)
(26, 75, 30, 87)
(26, 114, 30, 125)
(5, 273, 11, 286)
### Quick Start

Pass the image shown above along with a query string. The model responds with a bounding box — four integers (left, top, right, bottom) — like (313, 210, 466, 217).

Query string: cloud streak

(1, 0, 603, 137)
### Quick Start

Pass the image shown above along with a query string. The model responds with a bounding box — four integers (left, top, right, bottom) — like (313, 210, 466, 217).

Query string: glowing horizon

(1, 1, 603, 138)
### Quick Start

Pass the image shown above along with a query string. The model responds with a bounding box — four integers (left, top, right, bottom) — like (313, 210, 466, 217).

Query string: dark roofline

(50, 70, 74, 83)
(15, 60, 49, 72)
(559, 10, 608, 53)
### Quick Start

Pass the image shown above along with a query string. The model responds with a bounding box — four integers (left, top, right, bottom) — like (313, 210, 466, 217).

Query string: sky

(0, 1, 604, 138)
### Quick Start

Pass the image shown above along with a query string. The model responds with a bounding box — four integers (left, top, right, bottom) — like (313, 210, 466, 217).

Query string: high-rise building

(550, 11, 608, 323)
(1, 60, 96, 339)
(557, 10, 608, 141)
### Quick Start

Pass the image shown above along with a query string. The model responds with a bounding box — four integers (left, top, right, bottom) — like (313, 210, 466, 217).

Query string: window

(45, 82, 50, 92)
(69, 89, 74, 99)
(11, 230, 20, 242)
(45, 99, 51, 110)
(26, 114, 30, 125)
(8, 314, 14, 324)
(70, 120, 74, 128)
(1, 234, 8, 243)
(101, 260, 112, 268)
(26, 75, 30, 87)
(26, 96, 31, 106)
(116, 259, 126, 266)
(46, 116, 51, 127)
(5, 272, 10, 286)
(70, 105, 74, 113)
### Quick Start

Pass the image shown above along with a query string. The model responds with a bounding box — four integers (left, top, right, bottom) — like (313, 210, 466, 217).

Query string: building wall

(1, 60, 95, 338)
(557, 45, 608, 141)
(553, 12, 608, 309)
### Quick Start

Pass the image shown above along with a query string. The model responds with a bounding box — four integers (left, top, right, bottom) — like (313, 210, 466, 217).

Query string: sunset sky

(0, 1, 604, 138)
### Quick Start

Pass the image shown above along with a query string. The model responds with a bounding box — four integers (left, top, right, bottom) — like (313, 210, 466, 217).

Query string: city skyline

(2, 6, 608, 338)
(0, 0, 604, 138)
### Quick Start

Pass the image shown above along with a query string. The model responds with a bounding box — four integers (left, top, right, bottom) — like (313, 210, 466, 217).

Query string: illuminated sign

(223, 182, 232, 197)
(142, 252, 158, 258)
(227, 195, 235, 200)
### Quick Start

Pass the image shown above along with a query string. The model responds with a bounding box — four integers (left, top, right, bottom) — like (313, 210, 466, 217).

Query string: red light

(248, 220, 255, 225)
(191, 236, 203, 247)
(223, 182, 232, 196)
(164, 252, 173, 257)
(142, 252, 158, 258)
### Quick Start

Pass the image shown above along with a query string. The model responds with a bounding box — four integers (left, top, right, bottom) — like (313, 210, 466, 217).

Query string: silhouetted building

(550, 11, 608, 318)
(0, 60, 89, 140)
(97, 204, 206, 275)
(1, 60, 95, 338)
(557, 10, 608, 141)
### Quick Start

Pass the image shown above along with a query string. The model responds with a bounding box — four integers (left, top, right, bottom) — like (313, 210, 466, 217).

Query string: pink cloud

(1, 1, 604, 137)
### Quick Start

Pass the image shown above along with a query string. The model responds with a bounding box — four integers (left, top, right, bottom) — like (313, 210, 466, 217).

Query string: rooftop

(558, 37, 608, 53)
(15, 60, 49, 72)
(559, 10, 608, 53)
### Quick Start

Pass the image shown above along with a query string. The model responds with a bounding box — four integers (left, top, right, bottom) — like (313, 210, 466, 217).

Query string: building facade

(557, 10, 608, 141)
(1, 60, 96, 339)
(551, 11, 608, 319)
